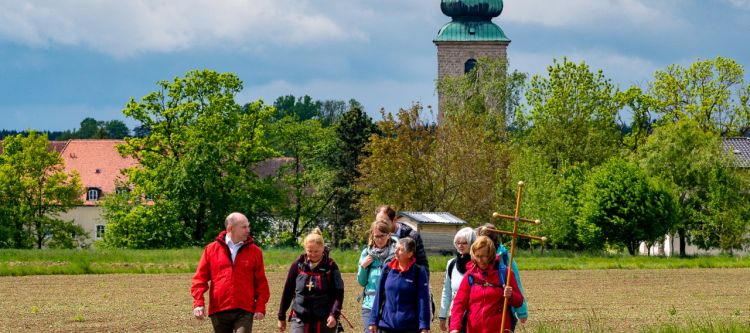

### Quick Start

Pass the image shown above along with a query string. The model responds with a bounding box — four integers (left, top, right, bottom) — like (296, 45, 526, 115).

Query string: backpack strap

(497, 261, 507, 287)
(448, 259, 456, 278)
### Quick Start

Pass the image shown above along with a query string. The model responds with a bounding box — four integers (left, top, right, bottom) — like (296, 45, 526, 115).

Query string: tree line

(1, 56, 748, 255)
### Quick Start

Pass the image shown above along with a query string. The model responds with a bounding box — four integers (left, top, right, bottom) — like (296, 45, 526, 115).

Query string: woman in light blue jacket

(438, 227, 476, 332)
(357, 219, 397, 333)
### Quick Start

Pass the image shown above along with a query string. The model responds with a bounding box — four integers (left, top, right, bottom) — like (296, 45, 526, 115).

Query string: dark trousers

(210, 309, 254, 333)
(290, 317, 337, 333)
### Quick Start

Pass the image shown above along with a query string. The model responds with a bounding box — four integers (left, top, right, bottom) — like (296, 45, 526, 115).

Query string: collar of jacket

(388, 256, 416, 272)
(215, 230, 254, 246)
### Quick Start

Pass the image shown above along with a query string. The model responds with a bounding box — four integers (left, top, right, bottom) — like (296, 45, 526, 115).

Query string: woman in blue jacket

(357, 219, 397, 333)
(368, 237, 430, 333)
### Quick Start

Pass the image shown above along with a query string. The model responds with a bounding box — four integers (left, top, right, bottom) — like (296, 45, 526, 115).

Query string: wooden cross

(306, 280, 315, 291)
(486, 181, 546, 332)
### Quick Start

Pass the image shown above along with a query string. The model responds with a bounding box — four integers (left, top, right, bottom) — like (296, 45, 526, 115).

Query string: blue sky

(1, 0, 749, 131)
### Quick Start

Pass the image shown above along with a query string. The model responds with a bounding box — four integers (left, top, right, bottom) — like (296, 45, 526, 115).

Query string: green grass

(0, 247, 748, 276)
(532, 320, 750, 333)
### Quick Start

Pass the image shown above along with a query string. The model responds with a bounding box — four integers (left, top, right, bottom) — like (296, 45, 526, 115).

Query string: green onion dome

(441, 0, 503, 20)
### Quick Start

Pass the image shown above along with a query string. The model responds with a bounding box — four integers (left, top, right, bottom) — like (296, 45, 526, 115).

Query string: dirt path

(1, 269, 748, 332)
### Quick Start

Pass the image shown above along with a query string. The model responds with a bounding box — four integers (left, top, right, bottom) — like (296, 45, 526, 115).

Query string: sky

(1, 0, 749, 131)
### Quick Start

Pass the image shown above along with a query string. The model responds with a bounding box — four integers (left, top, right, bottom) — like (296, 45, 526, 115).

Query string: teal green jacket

(497, 244, 529, 319)
(356, 239, 397, 310)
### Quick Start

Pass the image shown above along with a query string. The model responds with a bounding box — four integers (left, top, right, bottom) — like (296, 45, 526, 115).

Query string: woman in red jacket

(449, 236, 523, 333)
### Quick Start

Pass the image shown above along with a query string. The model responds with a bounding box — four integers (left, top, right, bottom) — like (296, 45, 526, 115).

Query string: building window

(96, 225, 105, 239)
(87, 188, 101, 201)
(464, 58, 477, 73)
(115, 187, 130, 195)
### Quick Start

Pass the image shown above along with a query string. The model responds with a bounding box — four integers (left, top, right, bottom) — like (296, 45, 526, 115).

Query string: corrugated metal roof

(434, 21, 509, 42)
(724, 137, 750, 168)
(398, 211, 467, 225)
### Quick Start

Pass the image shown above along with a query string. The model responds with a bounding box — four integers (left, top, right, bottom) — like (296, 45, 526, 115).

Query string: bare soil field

(1, 269, 748, 332)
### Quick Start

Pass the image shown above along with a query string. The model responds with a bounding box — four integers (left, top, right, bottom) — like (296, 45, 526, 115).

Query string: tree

(77, 117, 100, 139)
(508, 148, 588, 250)
(105, 120, 130, 139)
(577, 158, 677, 255)
(437, 57, 527, 139)
(0, 132, 85, 248)
(526, 58, 623, 169)
(327, 106, 378, 246)
(649, 56, 750, 136)
(637, 119, 723, 256)
(272, 95, 322, 122)
(132, 124, 150, 138)
(619, 86, 657, 153)
(269, 117, 336, 243)
(357, 105, 441, 219)
(320, 98, 361, 127)
(691, 158, 750, 253)
(103, 70, 279, 248)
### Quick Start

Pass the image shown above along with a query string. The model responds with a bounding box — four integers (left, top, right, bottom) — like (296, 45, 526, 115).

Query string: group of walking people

(191, 207, 529, 333)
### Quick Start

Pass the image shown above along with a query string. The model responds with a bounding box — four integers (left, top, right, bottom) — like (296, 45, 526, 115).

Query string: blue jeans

(361, 308, 372, 333)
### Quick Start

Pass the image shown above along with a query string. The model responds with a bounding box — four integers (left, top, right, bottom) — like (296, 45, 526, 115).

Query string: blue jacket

(356, 238, 397, 310)
(369, 258, 430, 331)
(497, 244, 528, 319)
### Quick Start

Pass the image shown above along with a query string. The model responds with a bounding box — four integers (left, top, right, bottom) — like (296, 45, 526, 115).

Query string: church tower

(434, 0, 510, 120)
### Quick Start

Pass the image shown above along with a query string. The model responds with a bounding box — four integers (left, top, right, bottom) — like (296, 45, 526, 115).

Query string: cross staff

(487, 181, 545, 333)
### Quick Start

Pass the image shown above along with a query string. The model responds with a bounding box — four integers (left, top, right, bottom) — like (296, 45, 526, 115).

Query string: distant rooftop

(398, 211, 467, 225)
(724, 137, 750, 168)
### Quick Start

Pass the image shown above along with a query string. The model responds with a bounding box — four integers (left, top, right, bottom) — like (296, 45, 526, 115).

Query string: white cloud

(503, 0, 682, 30)
(0, 0, 362, 57)
(726, 0, 750, 9)
(511, 48, 661, 88)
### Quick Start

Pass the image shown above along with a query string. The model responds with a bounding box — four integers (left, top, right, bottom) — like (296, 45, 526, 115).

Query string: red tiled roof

(59, 140, 139, 205)
(0, 140, 69, 155)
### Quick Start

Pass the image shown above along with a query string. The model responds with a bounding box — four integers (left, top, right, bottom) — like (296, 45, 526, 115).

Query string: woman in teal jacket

(357, 219, 397, 333)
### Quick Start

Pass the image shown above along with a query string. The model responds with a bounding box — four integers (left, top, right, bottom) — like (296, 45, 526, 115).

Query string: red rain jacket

(449, 257, 524, 333)
(191, 231, 271, 316)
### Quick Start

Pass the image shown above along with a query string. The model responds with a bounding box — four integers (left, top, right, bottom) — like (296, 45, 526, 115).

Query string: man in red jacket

(192, 212, 271, 332)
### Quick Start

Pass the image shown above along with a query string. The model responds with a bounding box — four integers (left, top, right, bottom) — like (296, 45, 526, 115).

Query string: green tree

(327, 106, 377, 246)
(649, 56, 750, 136)
(637, 119, 722, 256)
(619, 86, 657, 153)
(508, 148, 588, 250)
(270, 117, 336, 243)
(320, 98, 361, 127)
(272, 95, 322, 122)
(437, 57, 527, 139)
(691, 158, 750, 253)
(526, 58, 623, 169)
(0, 132, 85, 248)
(77, 117, 100, 139)
(357, 105, 441, 218)
(577, 158, 677, 255)
(104, 70, 279, 248)
(105, 120, 130, 139)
